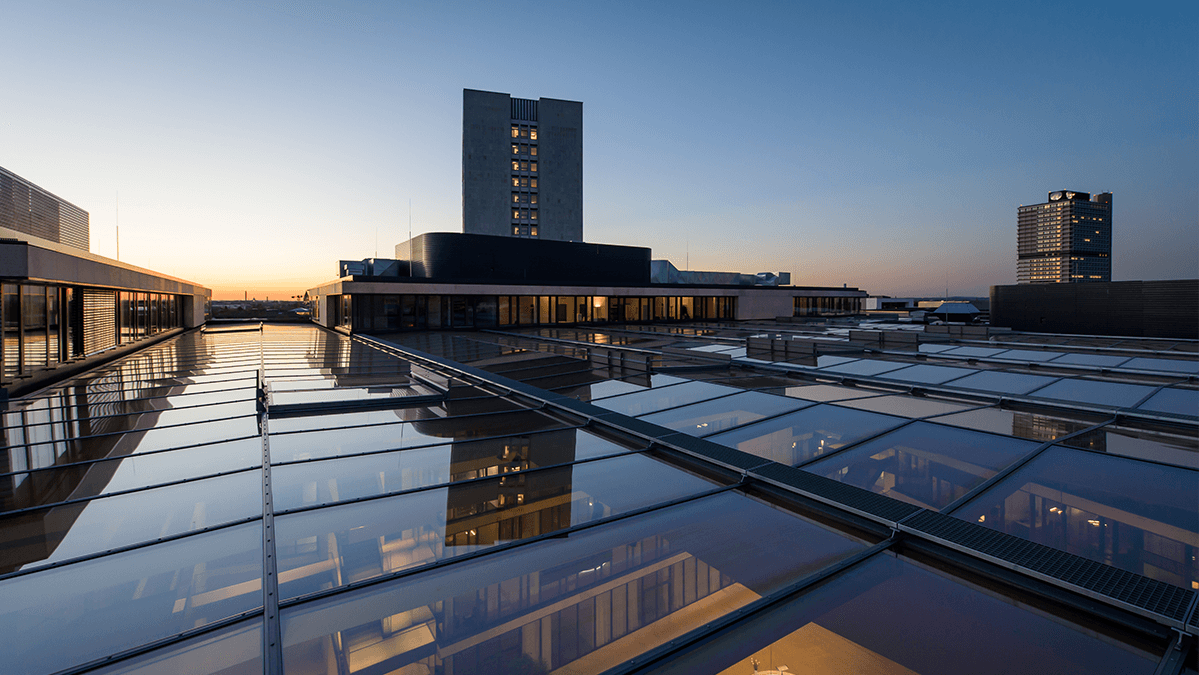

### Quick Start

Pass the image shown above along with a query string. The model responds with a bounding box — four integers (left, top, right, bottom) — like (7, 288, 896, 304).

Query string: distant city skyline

(3, 1, 1195, 300)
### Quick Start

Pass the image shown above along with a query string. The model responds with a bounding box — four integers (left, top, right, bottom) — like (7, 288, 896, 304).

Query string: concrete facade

(462, 89, 583, 242)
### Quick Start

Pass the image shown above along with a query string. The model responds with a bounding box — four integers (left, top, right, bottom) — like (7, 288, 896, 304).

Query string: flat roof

(1, 319, 1195, 673)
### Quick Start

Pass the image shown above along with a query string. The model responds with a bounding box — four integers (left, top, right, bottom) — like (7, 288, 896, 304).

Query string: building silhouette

(1017, 190, 1112, 283)
(463, 89, 583, 242)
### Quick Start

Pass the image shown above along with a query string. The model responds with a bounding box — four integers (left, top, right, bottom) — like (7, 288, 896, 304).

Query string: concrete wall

(462, 89, 513, 238)
(537, 98, 583, 242)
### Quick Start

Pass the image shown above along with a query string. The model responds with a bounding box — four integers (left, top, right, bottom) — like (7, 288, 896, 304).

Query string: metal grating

(751, 462, 923, 524)
(903, 510, 1195, 624)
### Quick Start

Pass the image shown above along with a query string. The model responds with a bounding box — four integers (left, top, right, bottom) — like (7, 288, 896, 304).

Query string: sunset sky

(3, 0, 1195, 300)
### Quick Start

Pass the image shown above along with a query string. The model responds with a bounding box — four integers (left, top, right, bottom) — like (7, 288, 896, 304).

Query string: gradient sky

(3, 0, 1195, 300)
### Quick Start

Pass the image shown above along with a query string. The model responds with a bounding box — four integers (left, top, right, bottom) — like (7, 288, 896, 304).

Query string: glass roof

(1, 321, 1194, 674)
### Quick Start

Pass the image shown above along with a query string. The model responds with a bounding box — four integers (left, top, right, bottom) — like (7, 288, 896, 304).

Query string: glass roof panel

(639, 391, 810, 437)
(0, 521, 263, 675)
(943, 370, 1058, 395)
(1120, 357, 1199, 374)
(641, 552, 1159, 675)
(1030, 379, 1156, 409)
(917, 344, 957, 354)
(1060, 424, 1199, 469)
(592, 381, 740, 417)
(2, 438, 262, 511)
(783, 384, 882, 402)
(570, 378, 648, 400)
(708, 404, 906, 467)
(273, 428, 638, 511)
(805, 422, 1039, 510)
(939, 346, 1009, 358)
(279, 491, 867, 674)
(834, 395, 977, 418)
(991, 349, 1067, 362)
(1137, 388, 1199, 418)
(84, 618, 262, 675)
(1047, 353, 1131, 368)
(269, 410, 570, 462)
(877, 364, 977, 385)
(2, 469, 261, 573)
(274, 453, 721, 600)
(818, 359, 912, 377)
(931, 407, 1096, 443)
(954, 446, 1199, 588)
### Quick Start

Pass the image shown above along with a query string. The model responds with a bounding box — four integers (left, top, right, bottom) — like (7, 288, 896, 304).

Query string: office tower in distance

(1017, 190, 1112, 283)
(0, 166, 89, 250)
(463, 89, 582, 241)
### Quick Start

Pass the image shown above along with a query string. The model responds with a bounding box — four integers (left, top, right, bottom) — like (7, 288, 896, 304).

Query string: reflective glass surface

(642, 553, 1159, 675)
(1050, 353, 1131, 368)
(565, 378, 648, 401)
(944, 370, 1058, 395)
(783, 384, 882, 402)
(2, 469, 261, 572)
(85, 618, 262, 675)
(955, 446, 1199, 588)
(0, 522, 263, 675)
(708, 405, 906, 466)
(834, 395, 977, 418)
(269, 412, 571, 463)
(1060, 424, 1199, 469)
(279, 491, 867, 675)
(640, 391, 810, 437)
(1030, 379, 1156, 408)
(805, 422, 1038, 510)
(877, 364, 977, 385)
(1121, 357, 1199, 374)
(2, 437, 263, 511)
(819, 359, 912, 376)
(273, 428, 637, 511)
(940, 346, 1008, 358)
(931, 407, 1095, 443)
(593, 381, 740, 417)
(992, 349, 1067, 362)
(1137, 387, 1199, 418)
(274, 453, 721, 600)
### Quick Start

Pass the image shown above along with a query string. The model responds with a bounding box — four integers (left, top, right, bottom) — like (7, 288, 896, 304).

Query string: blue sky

(3, 0, 1195, 299)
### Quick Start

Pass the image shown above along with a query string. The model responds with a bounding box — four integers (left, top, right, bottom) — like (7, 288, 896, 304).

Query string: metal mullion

(0, 433, 262, 480)
(0, 514, 263, 582)
(273, 441, 645, 517)
(941, 418, 1116, 514)
(604, 537, 898, 675)
(1152, 631, 1194, 675)
(269, 423, 590, 468)
(0, 463, 262, 518)
(276, 481, 741, 612)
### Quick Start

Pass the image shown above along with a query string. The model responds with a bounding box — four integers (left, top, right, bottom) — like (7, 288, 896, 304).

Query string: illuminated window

(530, 210, 538, 220)
(530, 162, 537, 172)
(530, 146, 537, 156)
(530, 128, 538, 140)
(530, 226, 538, 236)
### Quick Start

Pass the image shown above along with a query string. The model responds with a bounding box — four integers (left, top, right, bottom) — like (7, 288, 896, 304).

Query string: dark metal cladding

(991, 279, 1199, 339)
(903, 509, 1196, 623)
(400, 232, 651, 285)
